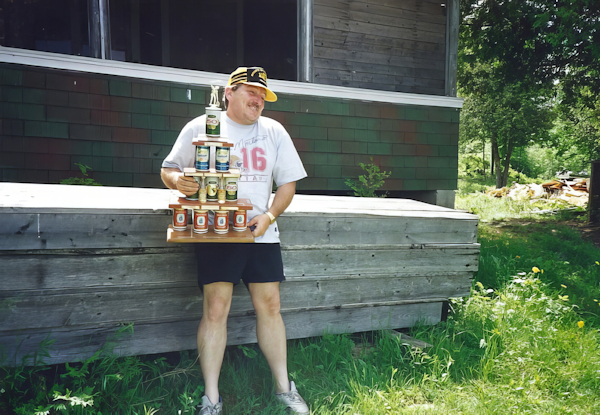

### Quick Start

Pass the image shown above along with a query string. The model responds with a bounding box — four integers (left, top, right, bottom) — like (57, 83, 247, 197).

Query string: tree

(458, 0, 599, 187)
(554, 90, 600, 167)
(460, 63, 554, 188)
(460, 0, 600, 100)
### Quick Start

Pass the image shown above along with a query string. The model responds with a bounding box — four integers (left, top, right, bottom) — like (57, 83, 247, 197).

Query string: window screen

(0, 0, 90, 57)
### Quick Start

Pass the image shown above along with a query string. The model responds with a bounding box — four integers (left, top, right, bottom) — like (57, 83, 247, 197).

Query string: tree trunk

(501, 138, 515, 188)
(490, 132, 503, 188)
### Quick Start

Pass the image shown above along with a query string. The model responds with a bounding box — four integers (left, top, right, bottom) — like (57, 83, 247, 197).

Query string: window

(110, 0, 297, 81)
(0, 0, 90, 57)
(0, 0, 297, 81)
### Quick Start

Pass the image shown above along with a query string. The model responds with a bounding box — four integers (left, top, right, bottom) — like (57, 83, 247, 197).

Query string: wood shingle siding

(314, 0, 447, 94)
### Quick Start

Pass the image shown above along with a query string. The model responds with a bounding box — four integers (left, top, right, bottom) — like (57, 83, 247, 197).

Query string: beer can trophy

(206, 85, 221, 137)
(172, 208, 188, 231)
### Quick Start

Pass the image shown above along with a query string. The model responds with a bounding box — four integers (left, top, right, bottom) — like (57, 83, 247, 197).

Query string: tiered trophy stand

(167, 85, 254, 243)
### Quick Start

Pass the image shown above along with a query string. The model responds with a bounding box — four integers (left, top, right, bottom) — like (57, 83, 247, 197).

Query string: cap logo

(227, 66, 277, 102)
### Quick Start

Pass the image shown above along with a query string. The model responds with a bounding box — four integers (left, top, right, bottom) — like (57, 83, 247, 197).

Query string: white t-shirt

(162, 113, 307, 243)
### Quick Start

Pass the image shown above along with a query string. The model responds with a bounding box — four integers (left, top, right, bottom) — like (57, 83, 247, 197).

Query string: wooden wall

(313, 0, 447, 95)
(0, 184, 479, 365)
(0, 63, 460, 201)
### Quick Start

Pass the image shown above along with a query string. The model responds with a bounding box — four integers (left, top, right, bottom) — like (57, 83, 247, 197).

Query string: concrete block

(1, 67, 23, 86)
(151, 130, 178, 146)
(327, 101, 350, 116)
(48, 106, 90, 124)
(69, 124, 111, 141)
(392, 144, 416, 156)
(299, 126, 327, 140)
(314, 140, 341, 153)
(341, 141, 368, 154)
(109, 79, 132, 97)
(1, 86, 23, 102)
(341, 117, 369, 130)
(301, 99, 328, 114)
(314, 165, 342, 178)
(405, 107, 428, 121)
(367, 142, 393, 155)
(327, 128, 355, 141)
(24, 122, 69, 138)
(355, 130, 379, 142)
(90, 78, 109, 95)
(22, 89, 46, 104)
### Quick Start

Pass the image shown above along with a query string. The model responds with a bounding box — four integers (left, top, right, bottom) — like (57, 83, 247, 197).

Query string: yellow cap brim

(242, 82, 278, 102)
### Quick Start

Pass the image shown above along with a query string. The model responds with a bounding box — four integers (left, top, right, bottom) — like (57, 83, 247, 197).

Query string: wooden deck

(0, 183, 479, 365)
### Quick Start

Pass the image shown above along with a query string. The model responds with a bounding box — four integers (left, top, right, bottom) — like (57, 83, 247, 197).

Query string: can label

(173, 209, 187, 230)
(225, 178, 238, 201)
(214, 211, 229, 233)
(193, 210, 208, 233)
(215, 148, 230, 171)
(195, 146, 209, 171)
(206, 114, 220, 137)
(233, 210, 247, 231)
(206, 177, 219, 201)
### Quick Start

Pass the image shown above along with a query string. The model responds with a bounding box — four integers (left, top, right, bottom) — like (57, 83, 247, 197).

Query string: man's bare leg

(248, 282, 290, 393)
(197, 281, 234, 405)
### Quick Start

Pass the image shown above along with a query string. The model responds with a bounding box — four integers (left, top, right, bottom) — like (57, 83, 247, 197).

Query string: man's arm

(248, 181, 296, 238)
(161, 167, 198, 195)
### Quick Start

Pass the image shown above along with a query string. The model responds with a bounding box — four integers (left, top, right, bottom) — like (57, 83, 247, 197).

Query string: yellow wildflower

(577, 321, 584, 329)
(532, 267, 540, 273)
(541, 269, 544, 274)
(516, 256, 520, 259)
(561, 284, 567, 288)
(596, 261, 599, 265)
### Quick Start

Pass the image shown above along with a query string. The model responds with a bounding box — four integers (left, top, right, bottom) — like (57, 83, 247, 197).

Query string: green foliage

(460, 0, 600, 98)
(60, 163, 102, 186)
(345, 158, 391, 198)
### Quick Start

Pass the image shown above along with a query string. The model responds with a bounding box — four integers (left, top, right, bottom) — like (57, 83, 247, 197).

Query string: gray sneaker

(275, 381, 309, 414)
(197, 395, 222, 415)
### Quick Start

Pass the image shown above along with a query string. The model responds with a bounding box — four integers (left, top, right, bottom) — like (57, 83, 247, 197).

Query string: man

(160, 67, 309, 415)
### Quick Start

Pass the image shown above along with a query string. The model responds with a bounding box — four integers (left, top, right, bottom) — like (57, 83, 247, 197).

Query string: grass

(2, 187, 600, 414)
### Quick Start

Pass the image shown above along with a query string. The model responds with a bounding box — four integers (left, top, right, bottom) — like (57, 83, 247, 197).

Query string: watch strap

(265, 211, 276, 224)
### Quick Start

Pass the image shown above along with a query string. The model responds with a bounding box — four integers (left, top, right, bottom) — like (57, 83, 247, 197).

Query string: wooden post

(589, 160, 600, 224)
(297, 0, 314, 82)
(445, 0, 459, 97)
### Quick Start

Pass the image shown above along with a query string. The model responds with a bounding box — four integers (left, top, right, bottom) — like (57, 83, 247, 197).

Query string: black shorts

(194, 243, 285, 288)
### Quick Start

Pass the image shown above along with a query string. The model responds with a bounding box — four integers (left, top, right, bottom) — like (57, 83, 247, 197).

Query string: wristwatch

(265, 211, 276, 225)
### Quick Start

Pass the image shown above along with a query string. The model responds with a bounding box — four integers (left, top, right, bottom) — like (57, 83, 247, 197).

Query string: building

(0, 0, 461, 207)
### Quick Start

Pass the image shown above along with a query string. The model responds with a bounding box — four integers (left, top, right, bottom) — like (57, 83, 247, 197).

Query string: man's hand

(161, 168, 198, 196)
(248, 213, 271, 238)
(176, 175, 199, 196)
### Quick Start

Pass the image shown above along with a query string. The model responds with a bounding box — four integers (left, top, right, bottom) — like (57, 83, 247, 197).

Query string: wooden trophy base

(167, 225, 254, 243)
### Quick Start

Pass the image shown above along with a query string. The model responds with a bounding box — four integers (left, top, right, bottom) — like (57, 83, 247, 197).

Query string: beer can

(225, 176, 238, 201)
(214, 210, 229, 233)
(193, 209, 208, 234)
(185, 176, 202, 201)
(215, 147, 230, 171)
(172, 208, 188, 231)
(205, 107, 221, 137)
(205, 175, 219, 202)
(195, 146, 210, 171)
(233, 210, 247, 232)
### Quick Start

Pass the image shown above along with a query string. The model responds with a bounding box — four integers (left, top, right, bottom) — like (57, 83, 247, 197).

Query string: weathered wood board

(0, 183, 479, 365)
(313, 0, 447, 94)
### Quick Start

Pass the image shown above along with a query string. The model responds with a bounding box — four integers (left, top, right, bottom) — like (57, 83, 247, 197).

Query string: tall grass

(2, 194, 600, 414)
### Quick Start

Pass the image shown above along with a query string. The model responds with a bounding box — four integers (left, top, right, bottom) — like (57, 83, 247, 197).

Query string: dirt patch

(578, 223, 600, 248)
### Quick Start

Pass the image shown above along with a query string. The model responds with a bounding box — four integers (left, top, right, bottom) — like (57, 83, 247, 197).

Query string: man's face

(226, 84, 266, 125)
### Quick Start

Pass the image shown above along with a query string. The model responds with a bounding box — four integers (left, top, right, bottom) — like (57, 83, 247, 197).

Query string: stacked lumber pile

(485, 178, 589, 207)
